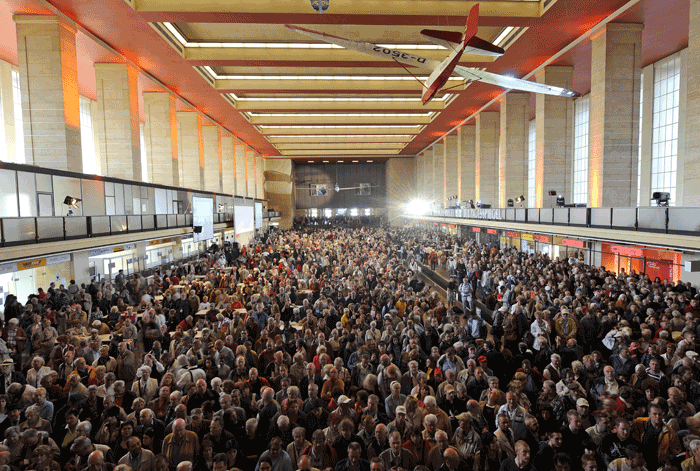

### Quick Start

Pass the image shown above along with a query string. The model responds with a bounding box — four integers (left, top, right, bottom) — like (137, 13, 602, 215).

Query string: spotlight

(651, 191, 670, 207)
(556, 195, 565, 208)
(310, 0, 329, 12)
(405, 199, 430, 216)
(507, 199, 514, 208)
(63, 196, 81, 216)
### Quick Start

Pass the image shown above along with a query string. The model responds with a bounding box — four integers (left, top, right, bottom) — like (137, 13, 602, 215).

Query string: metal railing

(427, 206, 700, 236)
(0, 212, 234, 247)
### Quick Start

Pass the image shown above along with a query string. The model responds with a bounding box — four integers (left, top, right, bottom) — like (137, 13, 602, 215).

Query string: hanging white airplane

(286, 4, 581, 105)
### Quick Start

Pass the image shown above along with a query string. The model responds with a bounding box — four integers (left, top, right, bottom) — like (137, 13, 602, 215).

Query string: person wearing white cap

(387, 405, 408, 439)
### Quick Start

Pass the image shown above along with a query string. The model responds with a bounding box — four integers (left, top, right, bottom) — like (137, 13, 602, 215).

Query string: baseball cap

(338, 395, 353, 405)
(478, 356, 487, 363)
(396, 406, 407, 415)
(577, 398, 589, 407)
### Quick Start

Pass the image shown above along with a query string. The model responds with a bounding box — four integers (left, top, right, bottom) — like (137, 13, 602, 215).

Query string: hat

(629, 342, 639, 352)
(478, 356, 487, 363)
(92, 320, 101, 327)
(338, 395, 353, 405)
(577, 398, 589, 407)
(455, 412, 472, 421)
(8, 319, 18, 325)
(453, 342, 464, 349)
(395, 406, 407, 415)
(433, 368, 443, 376)
(1, 359, 13, 365)
(444, 384, 455, 393)
(687, 351, 699, 359)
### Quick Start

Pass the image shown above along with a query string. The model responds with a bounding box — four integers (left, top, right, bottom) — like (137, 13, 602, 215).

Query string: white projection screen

(255, 202, 263, 229)
(235, 205, 254, 234)
(192, 196, 214, 242)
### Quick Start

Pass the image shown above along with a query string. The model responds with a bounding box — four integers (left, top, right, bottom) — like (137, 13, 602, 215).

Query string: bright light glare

(405, 199, 430, 216)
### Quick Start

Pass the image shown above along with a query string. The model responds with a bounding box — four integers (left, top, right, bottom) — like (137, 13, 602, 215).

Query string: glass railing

(424, 206, 699, 236)
(0, 213, 234, 247)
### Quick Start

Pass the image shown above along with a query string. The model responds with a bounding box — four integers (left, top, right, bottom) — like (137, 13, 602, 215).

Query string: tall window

(651, 54, 681, 205)
(528, 120, 536, 207)
(140, 122, 148, 182)
(637, 74, 643, 205)
(11, 71, 24, 164)
(572, 96, 590, 204)
(79, 97, 97, 175)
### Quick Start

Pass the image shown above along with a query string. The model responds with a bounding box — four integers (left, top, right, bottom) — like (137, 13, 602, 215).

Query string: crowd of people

(0, 225, 699, 471)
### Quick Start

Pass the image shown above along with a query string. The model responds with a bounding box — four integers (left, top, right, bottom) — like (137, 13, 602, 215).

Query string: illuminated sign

(506, 231, 520, 238)
(472, 227, 481, 232)
(487, 229, 497, 235)
(17, 258, 46, 270)
(610, 245, 644, 257)
(561, 238, 584, 248)
(521, 233, 534, 242)
(534, 235, 551, 243)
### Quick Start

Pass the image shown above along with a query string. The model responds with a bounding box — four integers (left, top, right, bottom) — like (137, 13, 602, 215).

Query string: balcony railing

(425, 206, 700, 236)
(0, 213, 234, 247)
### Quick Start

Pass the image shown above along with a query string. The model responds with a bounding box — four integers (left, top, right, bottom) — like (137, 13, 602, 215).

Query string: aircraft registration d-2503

(286, 4, 581, 105)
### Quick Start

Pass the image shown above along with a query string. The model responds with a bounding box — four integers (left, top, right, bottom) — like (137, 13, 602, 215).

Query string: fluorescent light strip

(493, 27, 515, 47)
(229, 93, 449, 102)
(266, 134, 415, 138)
(259, 125, 421, 129)
(247, 112, 433, 117)
(161, 27, 446, 50)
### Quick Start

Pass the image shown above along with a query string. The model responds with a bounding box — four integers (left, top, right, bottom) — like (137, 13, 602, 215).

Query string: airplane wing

(454, 65, 582, 97)
(285, 25, 441, 71)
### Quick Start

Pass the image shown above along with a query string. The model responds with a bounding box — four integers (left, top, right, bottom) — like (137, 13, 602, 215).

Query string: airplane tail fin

(463, 4, 480, 45)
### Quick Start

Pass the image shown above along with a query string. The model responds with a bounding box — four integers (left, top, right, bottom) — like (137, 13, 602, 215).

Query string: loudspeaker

(193, 226, 203, 234)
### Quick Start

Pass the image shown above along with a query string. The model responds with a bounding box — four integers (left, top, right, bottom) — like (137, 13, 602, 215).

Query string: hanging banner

(534, 234, 551, 243)
(487, 229, 497, 235)
(521, 233, 534, 242)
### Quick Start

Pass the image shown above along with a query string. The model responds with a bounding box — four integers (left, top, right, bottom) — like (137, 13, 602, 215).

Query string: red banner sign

(472, 227, 481, 232)
(611, 245, 644, 257)
(534, 235, 551, 243)
(434, 222, 439, 226)
(487, 229, 497, 235)
(506, 231, 520, 238)
(561, 238, 584, 248)
(449, 224, 455, 228)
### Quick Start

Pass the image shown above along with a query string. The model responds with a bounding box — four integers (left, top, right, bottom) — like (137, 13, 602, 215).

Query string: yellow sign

(113, 246, 125, 252)
(521, 233, 534, 242)
(148, 240, 161, 246)
(17, 258, 46, 270)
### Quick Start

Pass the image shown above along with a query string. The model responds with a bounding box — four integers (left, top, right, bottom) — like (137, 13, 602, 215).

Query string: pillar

(94, 63, 141, 181)
(221, 133, 235, 195)
(177, 111, 203, 190)
(387, 157, 416, 225)
(536, 66, 574, 207)
(264, 158, 294, 229)
(588, 24, 643, 207)
(143, 92, 178, 186)
(417, 151, 425, 195)
(235, 144, 247, 196)
(202, 124, 221, 193)
(445, 135, 459, 206)
(433, 141, 444, 206)
(638, 64, 654, 206)
(684, 0, 700, 205)
(246, 147, 256, 198)
(499, 93, 530, 207)
(460, 125, 476, 203)
(14, 15, 82, 171)
(256, 154, 264, 199)
(475, 111, 499, 205)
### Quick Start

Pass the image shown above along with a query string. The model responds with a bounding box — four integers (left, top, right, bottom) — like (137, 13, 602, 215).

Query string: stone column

(499, 93, 530, 207)
(684, 0, 700, 205)
(433, 141, 444, 206)
(176, 111, 203, 190)
(0, 61, 16, 162)
(445, 135, 459, 205)
(221, 133, 235, 195)
(638, 65, 654, 206)
(94, 63, 141, 181)
(256, 154, 264, 199)
(460, 125, 476, 203)
(536, 66, 574, 207)
(264, 158, 294, 229)
(235, 144, 247, 196)
(246, 147, 256, 198)
(475, 111, 499, 205)
(416, 151, 425, 195)
(143, 92, 178, 186)
(588, 24, 643, 207)
(202, 124, 221, 192)
(387, 157, 416, 225)
(14, 15, 82, 171)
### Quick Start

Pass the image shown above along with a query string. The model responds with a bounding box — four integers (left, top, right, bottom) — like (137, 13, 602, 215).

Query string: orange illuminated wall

(197, 114, 204, 169)
(601, 243, 682, 282)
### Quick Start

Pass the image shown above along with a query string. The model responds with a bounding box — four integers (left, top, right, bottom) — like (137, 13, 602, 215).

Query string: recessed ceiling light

(367, 160, 374, 162)
(337, 160, 344, 163)
(308, 160, 314, 163)
(352, 160, 359, 163)
(323, 160, 329, 163)
(229, 93, 449, 103)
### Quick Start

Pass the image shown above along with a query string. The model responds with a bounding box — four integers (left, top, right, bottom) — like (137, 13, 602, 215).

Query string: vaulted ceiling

(0, 0, 689, 162)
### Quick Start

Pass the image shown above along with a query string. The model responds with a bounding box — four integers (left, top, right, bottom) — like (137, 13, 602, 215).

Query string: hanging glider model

(286, 4, 581, 105)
